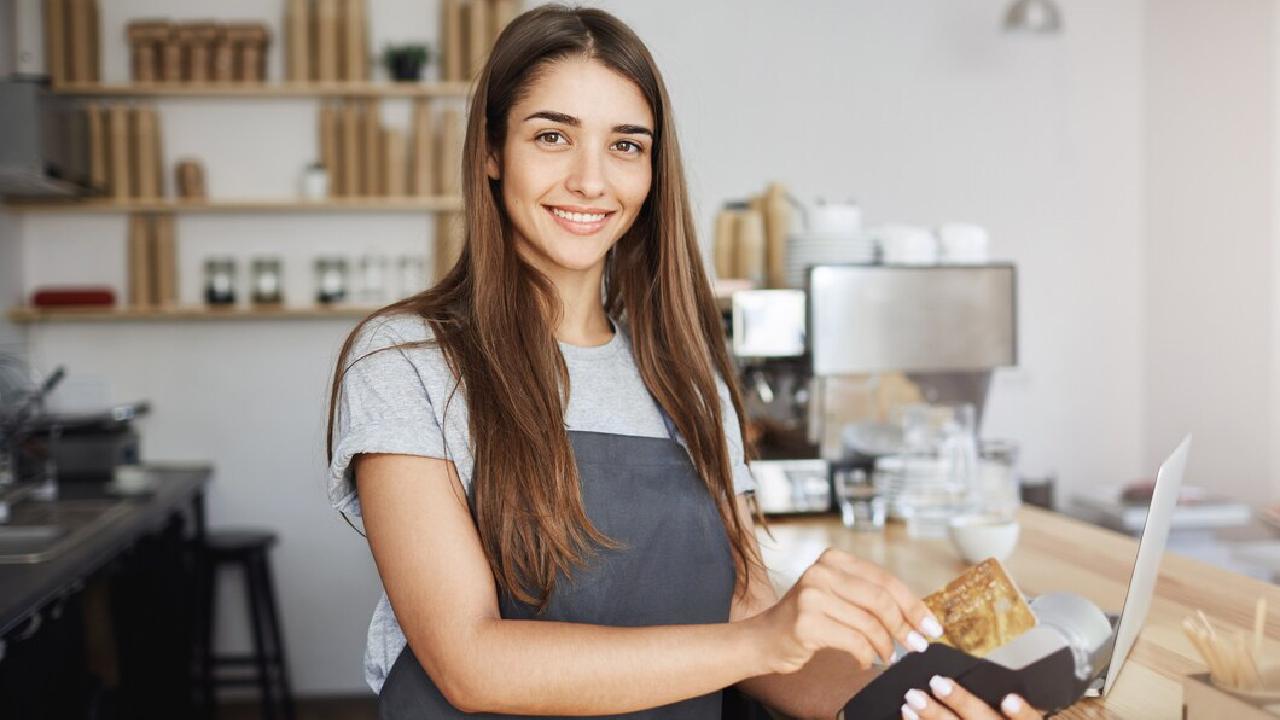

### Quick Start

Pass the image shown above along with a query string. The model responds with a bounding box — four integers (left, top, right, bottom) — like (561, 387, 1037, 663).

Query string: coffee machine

(727, 263, 1018, 515)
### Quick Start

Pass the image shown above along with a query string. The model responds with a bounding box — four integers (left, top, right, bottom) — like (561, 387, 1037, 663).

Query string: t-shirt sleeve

(716, 374, 758, 496)
(327, 320, 448, 518)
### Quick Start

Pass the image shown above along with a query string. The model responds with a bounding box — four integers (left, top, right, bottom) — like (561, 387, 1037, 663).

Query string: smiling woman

(485, 58, 654, 284)
(323, 4, 1037, 720)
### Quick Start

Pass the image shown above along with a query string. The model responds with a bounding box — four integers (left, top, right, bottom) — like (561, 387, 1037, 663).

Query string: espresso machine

(727, 264, 1018, 516)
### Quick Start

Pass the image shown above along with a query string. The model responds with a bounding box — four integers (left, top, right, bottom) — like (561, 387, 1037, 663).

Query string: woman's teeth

(550, 207, 607, 223)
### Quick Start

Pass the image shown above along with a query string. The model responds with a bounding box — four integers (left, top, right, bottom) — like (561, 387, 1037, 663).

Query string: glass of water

(834, 467, 885, 532)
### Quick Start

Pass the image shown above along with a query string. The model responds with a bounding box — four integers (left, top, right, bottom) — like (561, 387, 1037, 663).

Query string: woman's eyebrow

(523, 110, 653, 137)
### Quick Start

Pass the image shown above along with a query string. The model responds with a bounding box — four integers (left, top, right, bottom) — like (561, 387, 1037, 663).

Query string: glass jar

(315, 257, 349, 305)
(834, 466, 885, 532)
(355, 255, 389, 305)
(251, 257, 283, 305)
(978, 439, 1023, 520)
(395, 255, 427, 300)
(203, 257, 237, 306)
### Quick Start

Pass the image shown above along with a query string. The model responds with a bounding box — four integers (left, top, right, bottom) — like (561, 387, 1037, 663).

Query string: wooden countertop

(757, 506, 1280, 719)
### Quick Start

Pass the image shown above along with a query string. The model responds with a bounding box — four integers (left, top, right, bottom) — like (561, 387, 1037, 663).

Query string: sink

(0, 499, 131, 564)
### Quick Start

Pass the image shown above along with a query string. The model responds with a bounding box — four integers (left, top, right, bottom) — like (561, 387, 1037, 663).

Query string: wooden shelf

(51, 81, 474, 99)
(8, 305, 384, 324)
(5, 197, 463, 214)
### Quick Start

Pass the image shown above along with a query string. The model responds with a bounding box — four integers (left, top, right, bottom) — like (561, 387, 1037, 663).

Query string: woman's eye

(613, 140, 644, 155)
(536, 131, 566, 145)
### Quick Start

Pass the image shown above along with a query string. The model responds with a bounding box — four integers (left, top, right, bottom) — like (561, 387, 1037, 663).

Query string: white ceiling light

(1004, 0, 1063, 34)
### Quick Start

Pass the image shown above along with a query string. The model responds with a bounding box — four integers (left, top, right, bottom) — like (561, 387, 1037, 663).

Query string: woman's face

(488, 57, 654, 277)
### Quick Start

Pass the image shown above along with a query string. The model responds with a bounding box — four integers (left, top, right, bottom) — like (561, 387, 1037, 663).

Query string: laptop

(1097, 434, 1193, 694)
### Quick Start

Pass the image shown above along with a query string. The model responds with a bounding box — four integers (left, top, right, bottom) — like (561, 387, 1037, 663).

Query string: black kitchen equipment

(15, 402, 149, 483)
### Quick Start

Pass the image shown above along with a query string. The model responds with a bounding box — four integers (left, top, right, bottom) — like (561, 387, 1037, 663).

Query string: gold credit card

(923, 558, 1036, 657)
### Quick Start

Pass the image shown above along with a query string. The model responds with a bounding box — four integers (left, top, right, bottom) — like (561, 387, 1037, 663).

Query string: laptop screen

(1102, 435, 1192, 694)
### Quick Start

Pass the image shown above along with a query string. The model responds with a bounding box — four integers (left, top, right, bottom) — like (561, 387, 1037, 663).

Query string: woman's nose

(565, 146, 606, 198)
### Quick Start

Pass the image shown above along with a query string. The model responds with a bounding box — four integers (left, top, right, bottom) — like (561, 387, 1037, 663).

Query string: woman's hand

(748, 547, 944, 674)
(901, 676, 1043, 720)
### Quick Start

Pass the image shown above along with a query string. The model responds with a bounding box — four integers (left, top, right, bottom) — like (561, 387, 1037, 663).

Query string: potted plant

(383, 44, 430, 82)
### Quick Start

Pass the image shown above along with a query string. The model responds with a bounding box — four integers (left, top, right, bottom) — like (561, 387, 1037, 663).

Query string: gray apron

(378, 419, 738, 719)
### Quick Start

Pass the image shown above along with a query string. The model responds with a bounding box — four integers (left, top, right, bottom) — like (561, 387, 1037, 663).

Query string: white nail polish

(922, 616, 944, 639)
(905, 689, 929, 710)
(901, 704, 920, 720)
(1002, 694, 1023, 714)
(929, 675, 954, 697)
(906, 631, 928, 652)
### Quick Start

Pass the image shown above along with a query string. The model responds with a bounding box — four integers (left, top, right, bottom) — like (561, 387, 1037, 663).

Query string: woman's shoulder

(350, 312, 437, 354)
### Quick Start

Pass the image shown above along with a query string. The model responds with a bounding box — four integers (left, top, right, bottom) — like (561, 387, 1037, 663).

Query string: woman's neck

(528, 254, 613, 347)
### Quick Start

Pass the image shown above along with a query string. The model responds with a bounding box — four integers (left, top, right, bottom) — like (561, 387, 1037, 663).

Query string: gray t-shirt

(327, 313, 756, 693)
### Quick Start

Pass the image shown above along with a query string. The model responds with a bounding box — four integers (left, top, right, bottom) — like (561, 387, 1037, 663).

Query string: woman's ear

(485, 152, 501, 181)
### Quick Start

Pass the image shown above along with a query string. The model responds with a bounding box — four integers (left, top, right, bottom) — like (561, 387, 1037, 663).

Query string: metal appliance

(728, 264, 1018, 515)
(13, 402, 150, 483)
(0, 80, 92, 197)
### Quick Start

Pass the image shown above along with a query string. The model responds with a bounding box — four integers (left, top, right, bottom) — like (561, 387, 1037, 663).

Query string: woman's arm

(357, 453, 774, 715)
(729, 495, 884, 719)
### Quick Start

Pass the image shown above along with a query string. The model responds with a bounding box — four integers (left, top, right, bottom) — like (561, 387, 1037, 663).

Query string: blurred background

(0, 0, 1276, 717)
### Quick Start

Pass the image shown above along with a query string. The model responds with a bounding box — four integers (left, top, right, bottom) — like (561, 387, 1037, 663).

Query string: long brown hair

(327, 4, 761, 612)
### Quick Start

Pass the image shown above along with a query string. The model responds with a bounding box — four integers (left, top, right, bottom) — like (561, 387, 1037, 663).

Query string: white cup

(112, 465, 153, 493)
(948, 515, 1020, 563)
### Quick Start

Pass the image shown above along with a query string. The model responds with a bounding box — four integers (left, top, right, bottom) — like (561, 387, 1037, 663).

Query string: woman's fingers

(901, 686, 957, 720)
(811, 589, 899, 663)
(997, 694, 1043, 720)
(811, 611, 880, 668)
(816, 549, 943, 649)
(903, 676, 1010, 720)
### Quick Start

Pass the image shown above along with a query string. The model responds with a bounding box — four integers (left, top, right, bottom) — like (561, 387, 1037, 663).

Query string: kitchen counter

(0, 464, 210, 639)
(758, 506, 1280, 719)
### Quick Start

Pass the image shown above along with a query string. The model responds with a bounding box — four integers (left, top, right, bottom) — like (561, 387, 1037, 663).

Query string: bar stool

(199, 529, 296, 720)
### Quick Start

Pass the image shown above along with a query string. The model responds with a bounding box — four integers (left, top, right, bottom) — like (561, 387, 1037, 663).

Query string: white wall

(8, 0, 1151, 694)
(591, 0, 1147, 494)
(1143, 0, 1278, 503)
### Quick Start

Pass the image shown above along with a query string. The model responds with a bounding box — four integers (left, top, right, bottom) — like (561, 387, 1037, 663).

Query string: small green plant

(383, 44, 431, 82)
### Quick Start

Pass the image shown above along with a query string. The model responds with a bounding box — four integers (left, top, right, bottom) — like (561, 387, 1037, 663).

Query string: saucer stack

(784, 232, 875, 288)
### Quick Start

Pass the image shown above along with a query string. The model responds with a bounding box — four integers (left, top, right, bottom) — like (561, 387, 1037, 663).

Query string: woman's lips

(544, 205, 614, 236)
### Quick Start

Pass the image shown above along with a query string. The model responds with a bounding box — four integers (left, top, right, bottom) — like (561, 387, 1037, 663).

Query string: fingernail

(923, 616, 944, 639)
(929, 675, 954, 697)
(901, 704, 920, 720)
(1002, 694, 1023, 714)
(905, 689, 929, 710)
(906, 631, 928, 652)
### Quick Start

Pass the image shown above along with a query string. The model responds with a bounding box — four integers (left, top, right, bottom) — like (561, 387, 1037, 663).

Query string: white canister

(938, 223, 991, 264)
(877, 225, 938, 265)
(808, 200, 863, 238)
(300, 163, 329, 200)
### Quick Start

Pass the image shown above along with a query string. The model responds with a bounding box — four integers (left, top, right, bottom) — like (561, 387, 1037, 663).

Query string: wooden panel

(285, 0, 310, 82)
(8, 306, 382, 323)
(383, 128, 407, 197)
(107, 104, 130, 199)
(441, 0, 463, 83)
(5, 197, 463, 213)
(314, 0, 339, 83)
(410, 100, 435, 196)
(361, 100, 380, 196)
(126, 214, 152, 307)
(44, 0, 67, 87)
(51, 81, 473, 98)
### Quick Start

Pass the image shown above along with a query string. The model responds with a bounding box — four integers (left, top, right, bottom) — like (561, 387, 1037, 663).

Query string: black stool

(198, 529, 296, 720)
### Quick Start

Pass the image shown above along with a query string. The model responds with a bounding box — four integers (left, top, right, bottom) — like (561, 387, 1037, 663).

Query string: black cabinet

(0, 512, 201, 719)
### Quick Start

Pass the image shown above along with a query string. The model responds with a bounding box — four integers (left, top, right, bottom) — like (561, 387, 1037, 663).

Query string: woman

(326, 5, 1043, 719)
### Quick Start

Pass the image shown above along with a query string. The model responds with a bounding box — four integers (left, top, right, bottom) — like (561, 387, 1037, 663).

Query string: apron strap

(656, 402, 680, 443)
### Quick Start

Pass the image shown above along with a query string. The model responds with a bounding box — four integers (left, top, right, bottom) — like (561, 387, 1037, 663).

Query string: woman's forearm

(738, 648, 881, 719)
(446, 616, 768, 715)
